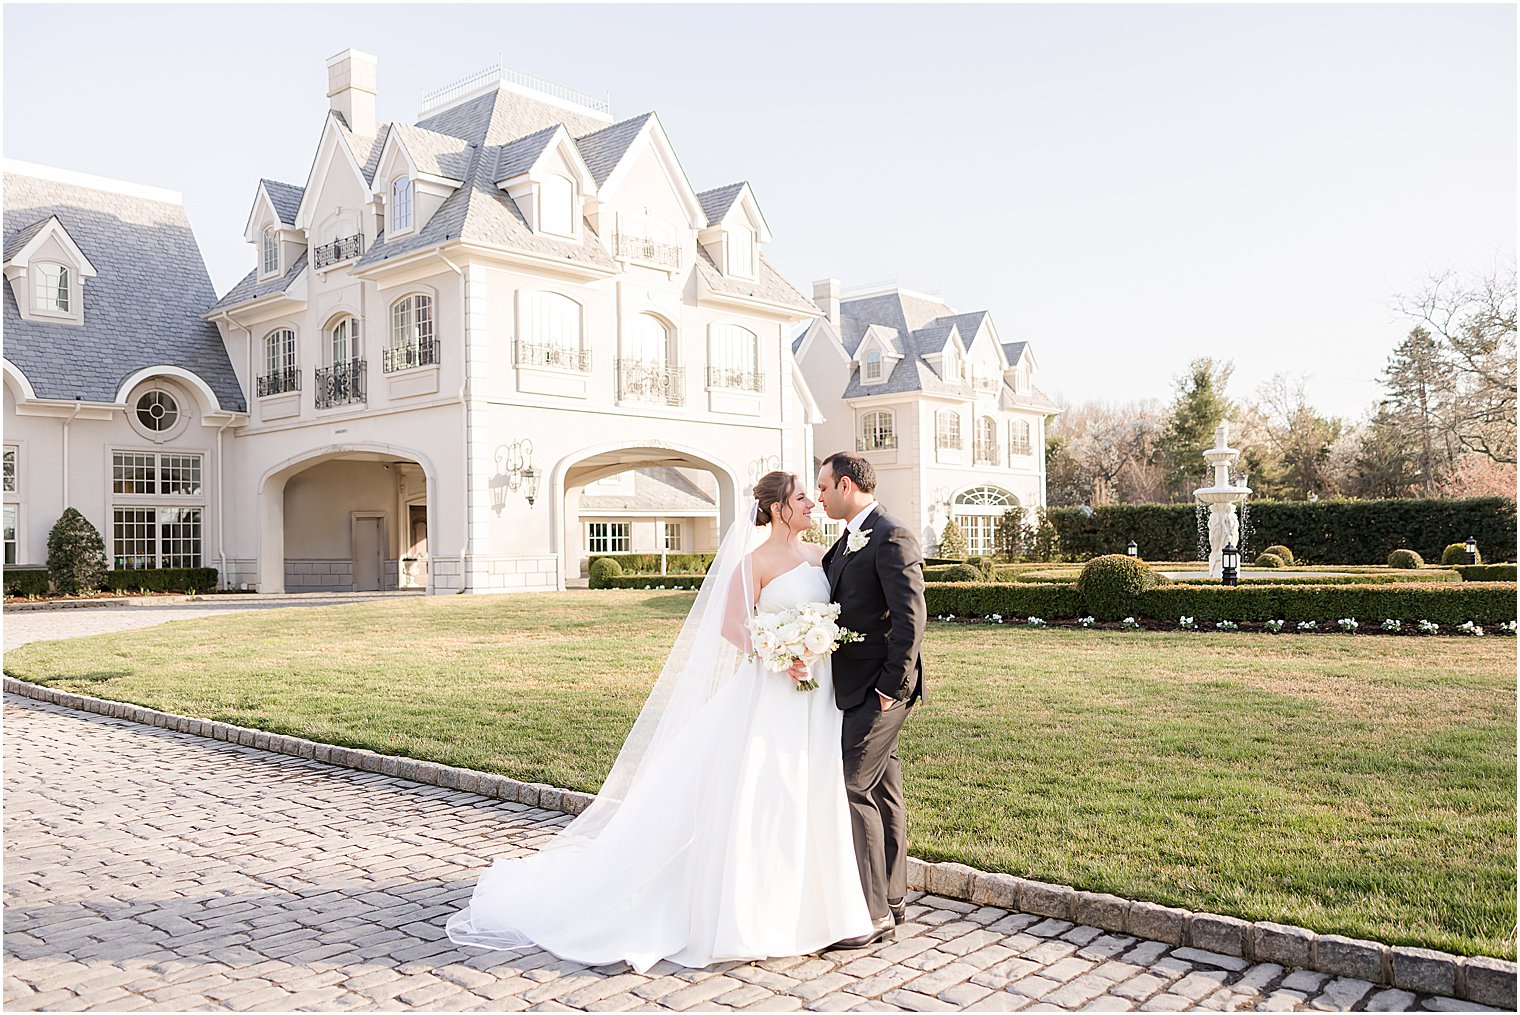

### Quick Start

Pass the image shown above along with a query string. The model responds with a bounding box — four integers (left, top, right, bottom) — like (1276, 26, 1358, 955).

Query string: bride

(445, 471, 876, 972)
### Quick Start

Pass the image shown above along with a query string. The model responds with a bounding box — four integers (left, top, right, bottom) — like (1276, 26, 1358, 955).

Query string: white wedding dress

(446, 561, 875, 972)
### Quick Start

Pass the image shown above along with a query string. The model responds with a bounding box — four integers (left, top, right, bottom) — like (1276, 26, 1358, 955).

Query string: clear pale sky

(4, 4, 1514, 421)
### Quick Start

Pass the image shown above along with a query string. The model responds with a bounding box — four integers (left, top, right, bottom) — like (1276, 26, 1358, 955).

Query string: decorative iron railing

(315, 359, 365, 409)
(706, 366, 765, 392)
(618, 359, 684, 406)
(974, 441, 998, 465)
(256, 366, 301, 397)
(313, 233, 364, 269)
(384, 336, 440, 373)
(420, 60, 611, 117)
(613, 232, 681, 268)
(857, 433, 898, 452)
(514, 340, 591, 372)
(936, 433, 963, 450)
(1009, 441, 1034, 457)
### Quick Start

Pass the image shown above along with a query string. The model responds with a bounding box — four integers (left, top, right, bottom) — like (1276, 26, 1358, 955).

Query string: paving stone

(1462, 956, 1519, 1009)
(1127, 903, 1187, 946)
(1391, 947, 1459, 997)
(1043, 973, 1112, 1008)
(1111, 973, 1169, 1002)
(1252, 921, 1315, 969)
(1308, 975, 1373, 1011)
(1188, 914, 1250, 958)
(1364, 987, 1419, 1011)
(1172, 946, 1249, 972)
(1314, 934, 1388, 984)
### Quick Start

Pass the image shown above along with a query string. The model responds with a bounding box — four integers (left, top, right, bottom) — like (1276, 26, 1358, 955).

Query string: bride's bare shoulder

(801, 541, 828, 566)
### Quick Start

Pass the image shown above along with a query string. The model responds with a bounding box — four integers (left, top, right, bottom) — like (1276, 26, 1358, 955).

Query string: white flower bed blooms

(1121, 617, 1141, 630)
(1418, 620, 1440, 634)
(1337, 618, 1359, 632)
(1264, 619, 1286, 633)
(987, 613, 1004, 624)
(1381, 619, 1402, 632)
(1498, 621, 1517, 635)
(1457, 621, 1486, 637)
(1178, 616, 1196, 630)
(1078, 616, 1096, 628)
(1026, 616, 1046, 627)
(1297, 620, 1318, 631)
(1215, 620, 1239, 631)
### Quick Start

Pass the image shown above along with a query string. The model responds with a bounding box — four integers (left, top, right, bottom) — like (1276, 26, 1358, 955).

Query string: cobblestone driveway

(3, 696, 1492, 1012)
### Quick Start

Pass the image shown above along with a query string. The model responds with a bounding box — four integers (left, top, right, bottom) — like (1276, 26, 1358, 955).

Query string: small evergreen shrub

(1441, 542, 1482, 566)
(1263, 544, 1295, 564)
(967, 555, 996, 579)
(1255, 552, 1286, 568)
(1076, 554, 1160, 620)
(1455, 564, 1516, 582)
(939, 519, 968, 559)
(941, 564, 983, 583)
(587, 552, 716, 575)
(1387, 549, 1424, 569)
(47, 508, 107, 595)
(4, 568, 50, 597)
(588, 557, 623, 588)
(103, 568, 218, 593)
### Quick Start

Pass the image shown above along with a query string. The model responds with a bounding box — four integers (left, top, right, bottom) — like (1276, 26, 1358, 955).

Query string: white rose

(803, 626, 834, 655)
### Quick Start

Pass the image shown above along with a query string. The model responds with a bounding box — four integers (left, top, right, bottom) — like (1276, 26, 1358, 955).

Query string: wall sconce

(492, 440, 539, 510)
(748, 454, 781, 486)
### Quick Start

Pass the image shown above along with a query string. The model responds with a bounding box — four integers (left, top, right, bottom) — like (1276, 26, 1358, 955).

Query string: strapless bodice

(758, 562, 830, 613)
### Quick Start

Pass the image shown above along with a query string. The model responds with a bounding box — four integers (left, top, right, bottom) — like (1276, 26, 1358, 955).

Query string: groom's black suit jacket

(821, 506, 927, 711)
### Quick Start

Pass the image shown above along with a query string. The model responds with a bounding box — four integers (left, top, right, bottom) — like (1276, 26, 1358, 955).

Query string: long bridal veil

(446, 501, 767, 950)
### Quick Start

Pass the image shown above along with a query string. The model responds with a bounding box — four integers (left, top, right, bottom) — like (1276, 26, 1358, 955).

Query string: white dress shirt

(846, 502, 879, 534)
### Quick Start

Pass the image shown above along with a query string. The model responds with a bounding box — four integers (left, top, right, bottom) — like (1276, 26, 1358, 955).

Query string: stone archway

(257, 443, 438, 594)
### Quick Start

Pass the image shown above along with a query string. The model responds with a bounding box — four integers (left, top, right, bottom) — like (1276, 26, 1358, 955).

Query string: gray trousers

(841, 698, 911, 922)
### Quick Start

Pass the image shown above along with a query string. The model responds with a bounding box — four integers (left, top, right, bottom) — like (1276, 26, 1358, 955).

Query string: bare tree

(1248, 374, 1344, 499)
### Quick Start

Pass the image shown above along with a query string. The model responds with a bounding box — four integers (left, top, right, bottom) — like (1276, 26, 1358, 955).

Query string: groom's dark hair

(822, 452, 877, 494)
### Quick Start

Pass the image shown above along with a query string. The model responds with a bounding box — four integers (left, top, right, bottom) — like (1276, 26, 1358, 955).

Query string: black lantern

(1221, 543, 1240, 587)
(1465, 536, 1478, 565)
(1127, 540, 1138, 558)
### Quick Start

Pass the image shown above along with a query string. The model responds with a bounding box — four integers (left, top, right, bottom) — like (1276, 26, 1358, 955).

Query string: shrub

(801, 523, 831, 546)
(102, 568, 219, 594)
(939, 519, 968, 559)
(1387, 549, 1424, 569)
(1263, 544, 1295, 564)
(587, 552, 716, 575)
(1441, 542, 1482, 565)
(925, 557, 965, 566)
(967, 555, 996, 579)
(3, 567, 49, 597)
(1455, 563, 1517, 582)
(1255, 552, 1286, 568)
(1076, 554, 1160, 620)
(47, 508, 107, 595)
(940, 564, 984, 583)
(588, 557, 623, 588)
(594, 574, 704, 590)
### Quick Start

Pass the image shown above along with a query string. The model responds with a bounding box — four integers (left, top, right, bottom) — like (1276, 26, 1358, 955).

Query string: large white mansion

(3, 51, 1053, 593)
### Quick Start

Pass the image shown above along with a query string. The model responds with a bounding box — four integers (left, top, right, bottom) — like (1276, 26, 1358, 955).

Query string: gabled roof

(3, 167, 245, 411)
(693, 247, 816, 316)
(493, 125, 560, 181)
(332, 112, 388, 186)
(385, 122, 474, 182)
(855, 324, 904, 359)
(578, 466, 718, 513)
(574, 113, 654, 187)
(696, 182, 746, 224)
(208, 250, 307, 313)
(1001, 341, 1028, 364)
(3, 217, 51, 261)
(261, 179, 304, 225)
(835, 289, 999, 400)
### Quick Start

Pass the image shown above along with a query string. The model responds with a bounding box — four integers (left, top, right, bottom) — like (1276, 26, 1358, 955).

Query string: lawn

(6, 590, 1514, 958)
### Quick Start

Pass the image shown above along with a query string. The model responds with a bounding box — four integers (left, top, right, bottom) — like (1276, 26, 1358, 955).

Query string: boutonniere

(846, 529, 872, 554)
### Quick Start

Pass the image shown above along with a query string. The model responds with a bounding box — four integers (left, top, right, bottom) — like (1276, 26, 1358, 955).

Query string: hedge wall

(594, 575, 705, 590)
(587, 553, 716, 575)
(1456, 564, 1518, 582)
(924, 581, 1516, 625)
(1047, 497, 1516, 565)
(103, 568, 220, 593)
(3, 568, 49, 597)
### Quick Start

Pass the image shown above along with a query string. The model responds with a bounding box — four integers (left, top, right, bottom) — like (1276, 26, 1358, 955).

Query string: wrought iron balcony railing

(1009, 441, 1034, 457)
(857, 433, 898, 452)
(974, 441, 998, 465)
(315, 359, 365, 409)
(613, 232, 681, 268)
(514, 340, 591, 372)
(313, 233, 364, 269)
(618, 359, 685, 406)
(936, 434, 963, 450)
(384, 336, 440, 373)
(706, 366, 766, 392)
(257, 366, 301, 397)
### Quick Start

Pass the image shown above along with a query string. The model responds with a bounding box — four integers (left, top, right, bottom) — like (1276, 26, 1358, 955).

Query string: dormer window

(727, 224, 755, 278)
(864, 348, 883, 382)
(391, 177, 413, 234)
(261, 229, 279, 276)
(33, 263, 69, 313)
(539, 175, 575, 237)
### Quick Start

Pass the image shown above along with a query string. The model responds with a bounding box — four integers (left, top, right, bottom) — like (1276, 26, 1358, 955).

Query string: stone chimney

(813, 278, 841, 332)
(327, 49, 378, 136)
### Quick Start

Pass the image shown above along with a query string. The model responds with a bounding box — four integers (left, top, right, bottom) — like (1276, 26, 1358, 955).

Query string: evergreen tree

(1348, 404, 1422, 498)
(994, 507, 1027, 560)
(47, 507, 107, 595)
(1379, 326, 1455, 495)
(938, 518, 968, 559)
(1156, 358, 1234, 500)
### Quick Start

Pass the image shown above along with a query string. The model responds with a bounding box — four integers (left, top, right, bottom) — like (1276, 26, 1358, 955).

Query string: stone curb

(6, 675, 1515, 1008)
(4, 594, 228, 613)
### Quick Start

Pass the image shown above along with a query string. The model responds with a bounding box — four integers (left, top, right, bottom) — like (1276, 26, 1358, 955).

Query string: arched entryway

(951, 484, 1019, 557)
(257, 444, 437, 594)
(551, 441, 743, 580)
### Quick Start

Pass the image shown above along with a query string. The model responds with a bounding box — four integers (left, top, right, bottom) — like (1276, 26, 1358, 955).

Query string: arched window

(936, 410, 962, 450)
(1010, 418, 1033, 456)
(135, 390, 179, 433)
(328, 315, 360, 364)
(391, 177, 414, 234)
(975, 417, 997, 464)
(953, 486, 1018, 556)
(259, 329, 298, 396)
(261, 229, 279, 275)
(632, 314, 670, 368)
(33, 263, 69, 312)
(711, 324, 760, 390)
(863, 347, 883, 382)
(727, 225, 755, 278)
(859, 410, 896, 452)
(387, 295, 435, 371)
(539, 175, 575, 237)
(520, 291, 585, 370)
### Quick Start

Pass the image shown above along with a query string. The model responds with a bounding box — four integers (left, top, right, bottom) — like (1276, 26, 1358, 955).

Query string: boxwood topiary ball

(588, 557, 623, 588)
(1441, 542, 1481, 565)
(1077, 553, 1160, 620)
(1263, 544, 1295, 565)
(1387, 548, 1424, 569)
(942, 563, 983, 583)
(1255, 552, 1286, 568)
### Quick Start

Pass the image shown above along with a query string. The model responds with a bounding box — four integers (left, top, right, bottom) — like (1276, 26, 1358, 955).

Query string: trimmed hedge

(592, 575, 705, 590)
(1076, 554, 1160, 620)
(1387, 549, 1424, 569)
(1441, 542, 1482, 566)
(3, 568, 50, 597)
(587, 552, 716, 575)
(587, 557, 622, 588)
(1263, 544, 1295, 564)
(1046, 497, 1516, 564)
(1255, 553, 1286, 568)
(1175, 571, 1459, 586)
(1456, 564, 1518, 582)
(939, 564, 983, 583)
(103, 568, 219, 593)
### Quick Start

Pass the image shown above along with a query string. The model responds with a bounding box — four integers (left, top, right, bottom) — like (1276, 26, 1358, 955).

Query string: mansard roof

(209, 250, 307, 313)
(578, 466, 718, 513)
(3, 167, 244, 411)
(417, 86, 610, 148)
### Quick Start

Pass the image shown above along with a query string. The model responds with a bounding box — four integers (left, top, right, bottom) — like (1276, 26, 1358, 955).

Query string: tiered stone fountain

(1194, 422, 1252, 579)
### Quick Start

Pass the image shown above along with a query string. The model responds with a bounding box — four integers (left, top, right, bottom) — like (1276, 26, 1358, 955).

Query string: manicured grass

(6, 591, 1514, 958)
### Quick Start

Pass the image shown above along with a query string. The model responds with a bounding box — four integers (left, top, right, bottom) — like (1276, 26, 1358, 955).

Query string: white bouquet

(746, 601, 864, 692)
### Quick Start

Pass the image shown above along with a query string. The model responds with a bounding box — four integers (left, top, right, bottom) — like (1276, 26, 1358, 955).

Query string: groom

(813, 451, 926, 948)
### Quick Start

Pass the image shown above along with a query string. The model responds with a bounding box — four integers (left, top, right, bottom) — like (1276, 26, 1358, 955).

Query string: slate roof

(578, 466, 719, 513)
(3, 217, 51, 261)
(1001, 341, 1027, 364)
(332, 113, 387, 185)
(260, 179, 304, 224)
(696, 182, 745, 225)
(417, 86, 610, 148)
(388, 122, 474, 182)
(493, 125, 560, 181)
(208, 250, 307, 313)
(574, 113, 653, 187)
(3, 169, 245, 411)
(694, 247, 816, 314)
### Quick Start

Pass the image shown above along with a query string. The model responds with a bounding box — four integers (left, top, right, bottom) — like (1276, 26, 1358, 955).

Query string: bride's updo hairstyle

(753, 470, 798, 527)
